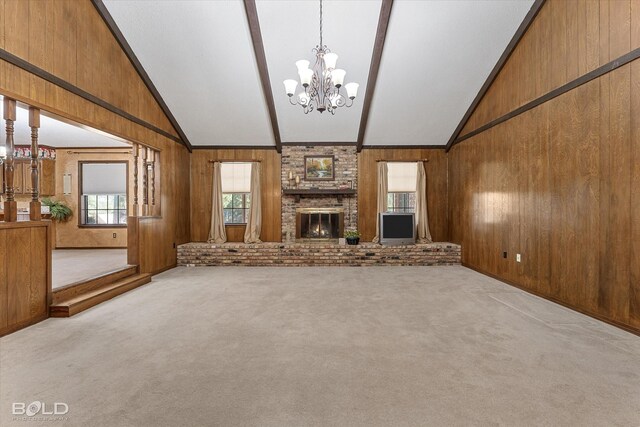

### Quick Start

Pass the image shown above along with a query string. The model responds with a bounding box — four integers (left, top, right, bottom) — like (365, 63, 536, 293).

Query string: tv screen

(382, 214, 414, 238)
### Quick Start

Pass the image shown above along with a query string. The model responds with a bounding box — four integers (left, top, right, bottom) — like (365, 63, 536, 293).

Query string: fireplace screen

(296, 209, 344, 241)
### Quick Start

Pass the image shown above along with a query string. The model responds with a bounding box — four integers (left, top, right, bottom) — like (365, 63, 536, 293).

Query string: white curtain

(415, 161, 433, 243)
(244, 162, 262, 243)
(372, 161, 388, 244)
(208, 162, 227, 243)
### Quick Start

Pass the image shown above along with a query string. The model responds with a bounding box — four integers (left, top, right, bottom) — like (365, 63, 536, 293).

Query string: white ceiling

(257, 0, 380, 143)
(0, 96, 130, 148)
(102, 0, 534, 148)
(103, 0, 274, 147)
(365, 0, 534, 146)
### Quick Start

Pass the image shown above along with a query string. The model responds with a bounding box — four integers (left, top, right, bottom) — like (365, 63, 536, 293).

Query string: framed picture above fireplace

(304, 155, 335, 181)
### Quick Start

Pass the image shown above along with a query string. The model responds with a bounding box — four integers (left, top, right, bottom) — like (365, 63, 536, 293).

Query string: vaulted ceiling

(102, 0, 534, 149)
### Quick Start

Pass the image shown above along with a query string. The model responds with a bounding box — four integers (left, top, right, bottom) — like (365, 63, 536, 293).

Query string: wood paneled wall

(449, 0, 640, 333)
(190, 149, 282, 242)
(0, 221, 51, 336)
(461, 0, 640, 137)
(0, 0, 177, 138)
(358, 148, 448, 242)
(0, 0, 190, 274)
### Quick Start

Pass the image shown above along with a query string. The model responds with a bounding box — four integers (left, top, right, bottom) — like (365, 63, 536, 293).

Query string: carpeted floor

(1, 266, 639, 426)
(52, 249, 129, 289)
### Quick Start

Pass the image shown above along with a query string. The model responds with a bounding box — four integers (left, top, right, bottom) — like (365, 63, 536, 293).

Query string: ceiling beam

(281, 141, 357, 147)
(91, 0, 193, 152)
(356, 0, 394, 153)
(444, 0, 546, 153)
(244, 0, 283, 154)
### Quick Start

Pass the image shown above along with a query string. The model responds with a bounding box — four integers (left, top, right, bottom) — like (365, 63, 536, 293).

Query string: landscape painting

(304, 156, 335, 180)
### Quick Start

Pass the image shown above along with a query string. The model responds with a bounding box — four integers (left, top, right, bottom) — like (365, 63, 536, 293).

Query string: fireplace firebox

(296, 208, 344, 241)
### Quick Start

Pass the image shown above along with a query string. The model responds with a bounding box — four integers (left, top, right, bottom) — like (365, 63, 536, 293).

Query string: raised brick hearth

(178, 242, 461, 267)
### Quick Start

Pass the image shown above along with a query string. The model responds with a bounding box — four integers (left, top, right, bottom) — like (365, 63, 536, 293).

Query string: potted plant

(42, 198, 73, 222)
(344, 230, 360, 245)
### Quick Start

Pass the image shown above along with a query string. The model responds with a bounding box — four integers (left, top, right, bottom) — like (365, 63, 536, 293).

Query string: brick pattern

(281, 146, 358, 242)
(178, 242, 461, 267)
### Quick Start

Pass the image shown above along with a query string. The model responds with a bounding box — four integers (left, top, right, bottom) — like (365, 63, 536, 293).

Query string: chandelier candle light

(283, 0, 359, 114)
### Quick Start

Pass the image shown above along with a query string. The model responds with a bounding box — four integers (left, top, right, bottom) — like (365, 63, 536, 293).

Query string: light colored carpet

(1, 266, 639, 426)
(52, 249, 128, 289)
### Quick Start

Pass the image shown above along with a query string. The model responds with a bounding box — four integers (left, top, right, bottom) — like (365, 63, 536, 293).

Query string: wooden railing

(0, 97, 51, 336)
(131, 143, 159, 218)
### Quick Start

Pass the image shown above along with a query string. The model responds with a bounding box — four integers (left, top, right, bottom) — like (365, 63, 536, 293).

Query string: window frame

(222, 192, 251, 225)
(78, 160, 129, 229)
(387, 191, 416, 213)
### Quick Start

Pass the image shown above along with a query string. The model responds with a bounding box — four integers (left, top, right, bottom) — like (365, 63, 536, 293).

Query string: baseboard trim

(462, 262, 640, 337)
(0, 314, 48, 337)
(54, 246, 128, 250)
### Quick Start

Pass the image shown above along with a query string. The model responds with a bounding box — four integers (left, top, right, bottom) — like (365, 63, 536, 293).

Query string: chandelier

(283, 0, 359, 114)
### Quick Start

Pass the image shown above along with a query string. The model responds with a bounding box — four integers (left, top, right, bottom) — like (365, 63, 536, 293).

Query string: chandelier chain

(319, 0, 323, 47)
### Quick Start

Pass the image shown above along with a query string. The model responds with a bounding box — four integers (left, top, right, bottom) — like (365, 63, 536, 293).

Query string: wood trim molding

(281, 141, 357, 147)
(0, 49, 182, 145)
(91, 0, 193, 152)
(462, 262, 640, 337)
(444, 0, 546, 153)
(191, 145, 277, 151)
(452, 47, 640, 147)
(243, 0, 282, 154)
(362, 145, 445, 150)
(356, 0, 394, 153)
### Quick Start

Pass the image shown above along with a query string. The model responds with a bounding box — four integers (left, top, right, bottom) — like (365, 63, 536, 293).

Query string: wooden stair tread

(52, 265, 139, 305)
(50, 273, 151, 317)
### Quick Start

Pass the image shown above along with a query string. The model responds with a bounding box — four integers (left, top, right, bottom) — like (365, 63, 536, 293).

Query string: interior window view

(1, 0, 639, 426)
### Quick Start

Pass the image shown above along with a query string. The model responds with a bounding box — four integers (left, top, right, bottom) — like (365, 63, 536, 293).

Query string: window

(386, 162, 417, 213)
(83, 194, 127, 225)
(80, 162, 128, 227)
(223, 193, 251, 224)
(387, 192, 416, 213)
(221, 162, 252, 224)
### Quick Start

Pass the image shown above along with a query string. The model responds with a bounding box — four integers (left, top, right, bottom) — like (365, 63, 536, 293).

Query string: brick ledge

(178, 242, 461, 267)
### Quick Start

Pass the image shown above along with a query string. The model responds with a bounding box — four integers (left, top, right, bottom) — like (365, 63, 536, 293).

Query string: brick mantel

(281, 146, 358, 242)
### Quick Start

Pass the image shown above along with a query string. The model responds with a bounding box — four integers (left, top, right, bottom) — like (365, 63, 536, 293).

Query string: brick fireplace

(296, 208, 344, 242)
(281, 145, 357, 242)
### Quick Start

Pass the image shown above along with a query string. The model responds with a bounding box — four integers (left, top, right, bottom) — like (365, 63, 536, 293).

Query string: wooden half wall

(190, 149, 282, 243)
(0, 221, 51, 336)
(358, 148, 449, 242)
(448, 0, 640, 333)
(0, 0, 190, 275)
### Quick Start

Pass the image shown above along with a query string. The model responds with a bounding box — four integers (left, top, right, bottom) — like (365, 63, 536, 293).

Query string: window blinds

(221, 162, 252, 193)
(81, 163, 127, 195)
(387, 162, 417, 192)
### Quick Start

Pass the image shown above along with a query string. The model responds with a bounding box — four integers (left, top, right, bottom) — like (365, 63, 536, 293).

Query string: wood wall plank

(0, 0, 178, 138)
(357, 148, 449, 242)
(0, 229, 7, 330)
(1, 0, 191, 275)
(450, 13, 640, 337)
(0, 222, 51, 336)
(459, 0, 640, 139)
(630, 60, 640, 329)
(190, 149, 282, 243)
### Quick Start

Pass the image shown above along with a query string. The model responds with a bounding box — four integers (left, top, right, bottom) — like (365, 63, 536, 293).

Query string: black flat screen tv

(380, 212, 415, 245)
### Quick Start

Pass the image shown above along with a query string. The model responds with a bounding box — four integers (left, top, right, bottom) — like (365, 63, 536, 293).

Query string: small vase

(346, 237, 359, 246)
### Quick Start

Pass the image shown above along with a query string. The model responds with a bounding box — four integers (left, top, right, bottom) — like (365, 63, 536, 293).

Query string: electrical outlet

(516, 253, 521, 263)
(503, 251, 507, 259)
(112, 233, 117, 238)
